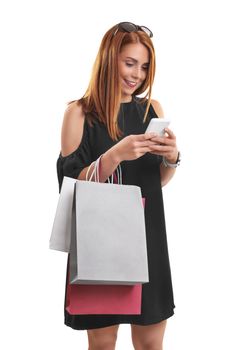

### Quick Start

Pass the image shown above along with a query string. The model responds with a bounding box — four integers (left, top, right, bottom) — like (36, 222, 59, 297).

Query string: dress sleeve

(56, 120, 93, 193)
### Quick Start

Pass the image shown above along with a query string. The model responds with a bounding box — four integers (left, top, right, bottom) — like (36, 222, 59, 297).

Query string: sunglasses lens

(140, 26, 153, 38)
(119, 22, 137, 33)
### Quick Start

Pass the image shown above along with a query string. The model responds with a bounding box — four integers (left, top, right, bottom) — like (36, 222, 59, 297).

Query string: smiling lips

(124, 79, 137, 88)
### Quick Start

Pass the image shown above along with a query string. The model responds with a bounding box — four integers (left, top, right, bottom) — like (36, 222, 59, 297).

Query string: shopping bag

(66, 195, 146, 315)
(65, 257, 143, 315)
(49, 158, 124, 253)
(69, 156, 149, 285)
(49, 176, 76, 252)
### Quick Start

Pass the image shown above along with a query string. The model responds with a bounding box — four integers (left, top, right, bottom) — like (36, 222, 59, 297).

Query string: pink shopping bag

(66, 272, 142, 315)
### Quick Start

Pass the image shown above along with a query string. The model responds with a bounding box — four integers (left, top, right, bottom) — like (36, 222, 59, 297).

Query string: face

(118, 43, 149, 102)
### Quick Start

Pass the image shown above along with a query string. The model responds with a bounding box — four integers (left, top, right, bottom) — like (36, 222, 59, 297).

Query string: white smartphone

(145, 118, 170, 136)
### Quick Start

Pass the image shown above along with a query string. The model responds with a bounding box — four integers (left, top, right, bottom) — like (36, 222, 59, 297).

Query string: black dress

(56, 96, 175, 330)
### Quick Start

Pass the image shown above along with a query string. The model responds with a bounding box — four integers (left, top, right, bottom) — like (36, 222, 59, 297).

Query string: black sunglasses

(113, 21, 153, 38)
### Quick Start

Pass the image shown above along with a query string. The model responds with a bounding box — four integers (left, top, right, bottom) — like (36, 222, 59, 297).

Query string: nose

(132, 65, 143, 80)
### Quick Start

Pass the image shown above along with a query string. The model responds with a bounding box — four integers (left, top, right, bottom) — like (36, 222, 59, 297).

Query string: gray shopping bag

(69, 158, 149, 285)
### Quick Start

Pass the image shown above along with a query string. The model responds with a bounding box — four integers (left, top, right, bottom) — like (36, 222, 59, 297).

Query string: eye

(126, 62, 134, 67)
(142, 65, 149, 70)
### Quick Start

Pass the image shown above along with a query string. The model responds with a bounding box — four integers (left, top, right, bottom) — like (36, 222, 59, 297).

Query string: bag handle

(85, 155, 122, 184)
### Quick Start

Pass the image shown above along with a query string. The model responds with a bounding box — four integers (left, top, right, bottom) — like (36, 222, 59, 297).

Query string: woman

(57, 22, 180, 350)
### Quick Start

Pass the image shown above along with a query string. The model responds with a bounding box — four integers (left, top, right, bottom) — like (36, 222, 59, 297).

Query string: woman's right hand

(111, 133, 157, 162)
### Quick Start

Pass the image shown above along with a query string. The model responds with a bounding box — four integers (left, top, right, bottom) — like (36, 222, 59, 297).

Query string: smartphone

(145, 118, 170, 136)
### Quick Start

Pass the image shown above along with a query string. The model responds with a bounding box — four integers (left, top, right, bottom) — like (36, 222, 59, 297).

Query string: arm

(150, 99, 179, 187)
(61, 102, 121, 182)
(61, 101, 157, 183)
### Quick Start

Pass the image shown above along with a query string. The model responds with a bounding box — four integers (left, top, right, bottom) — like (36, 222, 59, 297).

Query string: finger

(137, 147, 154, 155)
(164, 128, 176, 139)
(150, 137, 176, 147)
(148, 136, 160, 142)
(148, 149, 169, 156)
(136, 133, 157, 141)
(150, 135, 173, 143)
(136, 140, 161, 147)
(149, 150, 171, 156)
(149, 144, 173, 152)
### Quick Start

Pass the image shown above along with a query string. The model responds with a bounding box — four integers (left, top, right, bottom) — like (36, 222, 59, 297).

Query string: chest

(89, 106, 151, 159)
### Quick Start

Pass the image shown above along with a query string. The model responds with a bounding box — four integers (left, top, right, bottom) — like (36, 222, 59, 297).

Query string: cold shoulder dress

(56, 96, 176, 330)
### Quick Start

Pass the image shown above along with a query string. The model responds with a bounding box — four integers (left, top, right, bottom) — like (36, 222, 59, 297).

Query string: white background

(0, 0, 233, 349)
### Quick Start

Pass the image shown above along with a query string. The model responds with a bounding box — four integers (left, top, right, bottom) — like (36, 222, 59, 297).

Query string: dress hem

(64, 307, 175, 331)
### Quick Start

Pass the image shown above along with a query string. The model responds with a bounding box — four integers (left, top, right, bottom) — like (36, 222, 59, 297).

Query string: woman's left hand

(148, 128, 178, 163)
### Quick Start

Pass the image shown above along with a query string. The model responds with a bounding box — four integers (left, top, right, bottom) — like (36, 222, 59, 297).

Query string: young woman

(57, 22, 180, 350)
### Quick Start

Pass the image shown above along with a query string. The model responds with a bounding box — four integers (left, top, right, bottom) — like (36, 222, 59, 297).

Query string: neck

(121, 96, 133, 103)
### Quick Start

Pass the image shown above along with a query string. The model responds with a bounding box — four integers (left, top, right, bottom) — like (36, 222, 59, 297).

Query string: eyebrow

(125, 56, 149, 65)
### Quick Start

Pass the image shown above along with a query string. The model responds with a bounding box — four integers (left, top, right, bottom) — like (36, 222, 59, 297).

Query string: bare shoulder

(150, 99, 165, 118)
(60, 100, 85, 157)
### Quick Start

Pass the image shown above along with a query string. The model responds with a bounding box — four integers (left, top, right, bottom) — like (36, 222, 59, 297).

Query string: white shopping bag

(49, 176, 76, 252)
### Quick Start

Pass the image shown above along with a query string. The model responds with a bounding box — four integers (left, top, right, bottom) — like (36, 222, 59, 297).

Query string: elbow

(161, 178, 168, 187)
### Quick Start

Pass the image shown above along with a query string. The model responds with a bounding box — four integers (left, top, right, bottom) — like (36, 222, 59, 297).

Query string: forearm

(160, 162, 176, 187)
(77, 147, 121, 182)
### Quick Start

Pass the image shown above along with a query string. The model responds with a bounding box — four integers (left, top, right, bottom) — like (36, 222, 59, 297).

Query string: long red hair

(69, 24, 156, 141)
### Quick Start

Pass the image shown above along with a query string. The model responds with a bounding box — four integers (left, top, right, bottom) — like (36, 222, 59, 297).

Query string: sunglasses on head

(113, 21, 153, 38)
